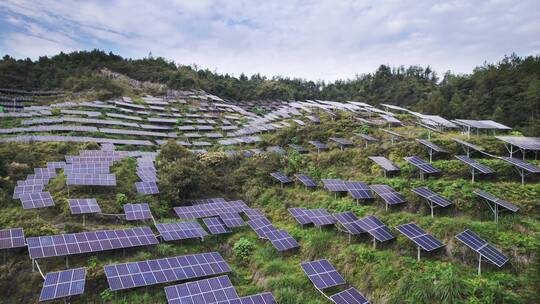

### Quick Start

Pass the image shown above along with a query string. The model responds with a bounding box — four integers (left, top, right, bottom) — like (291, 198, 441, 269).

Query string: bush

(233, 238, 254, 261)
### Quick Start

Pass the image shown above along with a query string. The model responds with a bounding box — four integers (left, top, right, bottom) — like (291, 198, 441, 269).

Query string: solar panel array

(294, 174, 318, 187)
(27, 227, 158, 259)
(345, 181, 373, 199)
(218, 212, 246, 228)
(370, 185, 406, 206)
(368, 156, 400, 172)
(156, 221, 208, 241)
(411, 187, 453, 207)
(203, 217, 233, 234)
(308, 140, 328, 150)
(356, 215, 395, 242)
(105, 252, 230, 291)
(333, 212, 365, 235)
(474, 190, 519, 212)
(288, 208, 336, 226)
(455, 155, 495, 174)
(404, 156, 441, 174)
(0, 228, 26, 249)
(300, 259, 346, 289)
(39, 268, 86, 302)
(395, 223, 444, 251)
(288, 144, 308, 153)
(500, 157, 540, 173)
(455, 229, 508, 267)
(269, 172, 293, 184)
(330, 287, 370, 304)
(174, 200, 248, 220)
(124, 203, 153, 221)
(20, 192, 55, 209)
(416, 139, 448, 153)
(264, 229, 299, 252)
(164, 275, 239, 304)
(68, 198, 102, 214)
(321, 179, 348, 192)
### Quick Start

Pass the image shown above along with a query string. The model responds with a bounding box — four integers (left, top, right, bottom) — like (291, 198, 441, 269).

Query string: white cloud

(0, 0, 539, 81)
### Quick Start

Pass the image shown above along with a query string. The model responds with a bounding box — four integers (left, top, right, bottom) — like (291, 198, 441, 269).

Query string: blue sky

(1, 0, 539, 81)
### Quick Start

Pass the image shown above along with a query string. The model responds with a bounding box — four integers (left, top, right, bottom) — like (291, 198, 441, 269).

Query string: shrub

(233, 238, 254, 261)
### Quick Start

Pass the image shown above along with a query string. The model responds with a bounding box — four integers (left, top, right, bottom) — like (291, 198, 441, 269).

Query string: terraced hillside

(0, 92, 539, 304)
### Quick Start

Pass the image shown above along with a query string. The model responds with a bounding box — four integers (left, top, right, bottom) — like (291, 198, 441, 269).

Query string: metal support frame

(417, 246, 421, 262)
(471, 168, 476, 183)
(428, 148, 434, 163)
(478, 255, 482, 276)
(482, 199, 500, 223)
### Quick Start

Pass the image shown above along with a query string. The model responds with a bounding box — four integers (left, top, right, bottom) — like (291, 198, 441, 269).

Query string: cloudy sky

(0, 0, 539, 81)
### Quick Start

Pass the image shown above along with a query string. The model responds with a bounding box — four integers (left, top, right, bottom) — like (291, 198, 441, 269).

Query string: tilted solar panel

(269, 172, 293, 184)
(68, 198, 101, 214)
(455, 229, 508, 267)
(395, 223, 444, 251)
(368, 156, 400, 172)
(321, 179, 348, 192)
(155, 221, 208, 241)
(345, 181, 373, 199)
(124, 203, 153, 221)
(105, 252, 230, 291)
(416, 139, 447, 153)
(135, 181, 160, 194)
(356, 215, 394, 242)
(203, 217, 232, 234)
(265, 229, 299, 251)
(333, 212, 365, 235)
(27, 227, 158, 259)
(243, 208, 266, 220)
(300, 259, 346, 289)
(474, 190, 519, 212)
(164, 275, 238, 304)
(404, 156, 441, 174)
(309, 209, 336, 226)
(294, 174, 318, 187)
(218, 212, 246, 228)
(455, 155, 495, 174)
(39, 268, 86, 302)
(215, 292, 277, 304)
(0, 228, 26, 249)
(19, 192, 55, 209)
(330, 287, 370, 304)
(308, 140, 328, 150)
(500, 157, 540, 173)
(370, 185, 406, 205)
(411, 187, 453, 207)
(247, 217, 276, 238)
(288, 208, 312, 225)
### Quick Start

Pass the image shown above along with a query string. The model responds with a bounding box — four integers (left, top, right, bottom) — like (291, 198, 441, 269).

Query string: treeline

(0, 50, 539, 135)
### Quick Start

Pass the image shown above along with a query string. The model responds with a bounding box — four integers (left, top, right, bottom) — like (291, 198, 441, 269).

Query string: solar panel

(243, 208, 265, 220)
(356, 215, 394, 242)
(455, 229, 509, 267)
(124, 203, 153, 221)
(265, 229, 299, 251)
(395, 223, 444, 251)
(500, 157, 540, 173)
(66, 173, 116, 186)
(39, 268, 86, 302)
(356, 133, 377, 142)
(300, 259, 346, 289)
(308, 140, 328, 150)
(215, 292, 277, 304)
(333, 212, 365, 235)
(416, 139, 447, 153)
(68, 198, 101, 214)
(218, 212, 246, 228)
(20, 192, 55, 209)
(174, 201, 248, 220)
(247, 217, 276, 238)
(203, 217, 233, 234)
(156, 222, 208, 241)
(105, 252, 230, 291)
(321, 179, 348, 192)
(452, 138, 484, 152)
(370, 185, 406, 206)
(474, 190, 519, 212)
(330, 287, 370, 304)
(294, 174, 318, 187)
(164, 275, 238, 304)
(345, 181, 373, 200)
(0, 228, 26, 249)
(329, 137, 354, 146)
(135, 181, 160, 194)
(288, 144, 308, 153)
(309, 209, 336, 226)
(13, 184, 45, 199)
(267, 146, 286, 154)
(288, 208, 312, 225)
(27, 227, 158, 259)
(404, 156, 441, 174)
(269, 172, 293, 184)
(368, 156, 400, 172)
(455, 155, 495, 174)
(411, 187, 453, 207)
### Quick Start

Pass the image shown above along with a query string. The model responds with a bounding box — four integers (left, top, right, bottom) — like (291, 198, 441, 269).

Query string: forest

(0, 50, 539, 135)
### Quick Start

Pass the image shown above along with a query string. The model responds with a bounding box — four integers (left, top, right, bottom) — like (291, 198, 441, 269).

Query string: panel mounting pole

(478, 255, 482, 276)
(417, 246, 421, 262)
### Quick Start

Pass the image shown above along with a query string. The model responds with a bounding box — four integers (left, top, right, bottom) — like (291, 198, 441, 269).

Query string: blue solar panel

(330, 287, 370, 304)
(124, 203, 153, 221)
(288, 208, 312, 225)
(203, 217, 232, 234)
(300, 259, 346, 289)
(395, 223, 444, 251)
(218, 212, 245, 228)
(39, 268, 86, 302)
(270, 172, 293, 184)
(345, 181, 373, 199)
(247, 217, 276, 238)
(474, 190, 519, 212)
(155, 221, 208, 241)
(215, 292, 277, 304)
(455, 155, 495, 174)
(333, 212, 365, 235)
(404, 156, 441, 174)
(68, 198, 101, 214)
(356, 216, 394, 242)
(265, 229, 299, 252)
(105, 252, 230, 291)
(370, 185, 406, 206)
(411, 187, 453, 207)
(294, 174, 318, 187)
(321, 179, 348, 192)
(164, 275, 238, 304)
(455, 229, 508, 267)
(0, 228, 25, 249)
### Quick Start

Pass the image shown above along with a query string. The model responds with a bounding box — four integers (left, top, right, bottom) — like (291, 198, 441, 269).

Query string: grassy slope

(0, 114, 539, 303)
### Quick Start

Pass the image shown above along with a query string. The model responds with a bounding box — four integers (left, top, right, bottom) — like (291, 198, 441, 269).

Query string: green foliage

(233, 238, 255, 261)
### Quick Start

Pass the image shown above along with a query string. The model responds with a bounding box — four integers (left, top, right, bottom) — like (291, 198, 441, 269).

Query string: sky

(0, 0, 539, 81)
